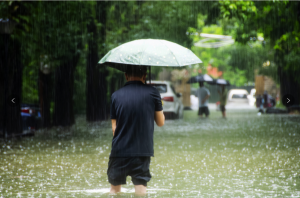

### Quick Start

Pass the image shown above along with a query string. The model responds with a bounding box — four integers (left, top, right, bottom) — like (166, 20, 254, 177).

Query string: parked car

(148, 81, 184, 119)
(21, 104, 42, 133)
(227, 89, 249, 104)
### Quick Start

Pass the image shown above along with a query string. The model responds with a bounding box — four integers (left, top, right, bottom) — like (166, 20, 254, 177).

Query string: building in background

(255, 75, 279, 99)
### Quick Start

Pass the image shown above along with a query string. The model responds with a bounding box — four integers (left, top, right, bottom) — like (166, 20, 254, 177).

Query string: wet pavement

(0, 109, 299, 197)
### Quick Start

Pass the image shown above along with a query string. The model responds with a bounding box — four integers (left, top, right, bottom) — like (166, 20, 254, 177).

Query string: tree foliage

(216, 1, 300, 104)
(188, 13, 273, 86)
(2, 1, 299, 128)
(218, 1, 300, 80)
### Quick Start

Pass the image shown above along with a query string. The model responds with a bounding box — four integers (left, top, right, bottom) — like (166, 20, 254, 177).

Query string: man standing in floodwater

(218, 84, 228, 118)
(196, 82, 210, 118)
(108, 65, 165, 196)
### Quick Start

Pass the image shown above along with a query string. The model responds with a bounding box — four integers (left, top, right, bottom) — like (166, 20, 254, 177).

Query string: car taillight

(162, 96, 174, 102)
(21, 109, 33, 114)
(21, 109, 30, 113)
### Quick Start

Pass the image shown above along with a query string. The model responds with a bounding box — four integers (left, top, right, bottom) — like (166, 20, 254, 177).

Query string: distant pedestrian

(108, 65, 165, 196)
(256, 94, 264, 113)
(196, 82, 210, 118)
(256, 94, 261, 108)
(218, 84, 228, 118)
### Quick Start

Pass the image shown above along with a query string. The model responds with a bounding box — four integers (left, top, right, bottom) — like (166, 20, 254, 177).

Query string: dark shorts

(220, 105, 226, 112)
(198, 106, 210, 116)
(107, 157, 151, 186)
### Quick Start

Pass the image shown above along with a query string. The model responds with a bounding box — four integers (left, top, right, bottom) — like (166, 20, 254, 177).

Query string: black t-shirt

(110, 81, 163, 157)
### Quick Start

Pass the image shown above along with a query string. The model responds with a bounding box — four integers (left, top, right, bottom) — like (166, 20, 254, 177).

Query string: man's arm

(111, 119, 116, 136)
(201, 94, 210, 104)
(154, 111, 165, 127)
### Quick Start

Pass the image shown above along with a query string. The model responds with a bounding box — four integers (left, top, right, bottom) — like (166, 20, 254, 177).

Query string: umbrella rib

(139, 39, 147, 65)
(158, 40, 181, 66)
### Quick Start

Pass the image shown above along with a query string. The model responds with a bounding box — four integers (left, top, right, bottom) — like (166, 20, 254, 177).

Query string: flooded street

(1, 1, 300, 197)
(1, 109, 300, 197)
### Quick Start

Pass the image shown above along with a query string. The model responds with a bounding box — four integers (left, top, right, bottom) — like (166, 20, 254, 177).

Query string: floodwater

(1, 109, 300, 197)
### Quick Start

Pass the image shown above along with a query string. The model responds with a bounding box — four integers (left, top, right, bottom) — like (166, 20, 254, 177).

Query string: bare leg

(134, 185, 147, 196)
(110, 185, 121, 194)
(222, 111, 226, 118)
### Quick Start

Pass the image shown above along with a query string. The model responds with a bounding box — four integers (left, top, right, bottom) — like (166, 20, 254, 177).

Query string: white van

(227, 89, 249, 104)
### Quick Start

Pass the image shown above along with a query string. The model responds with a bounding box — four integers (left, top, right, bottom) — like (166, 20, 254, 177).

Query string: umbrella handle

(149, 66, 151, 84)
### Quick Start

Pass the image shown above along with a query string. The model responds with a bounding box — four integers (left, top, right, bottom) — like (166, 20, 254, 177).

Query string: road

(0, 109, 299, 197)
(191, 102, 256, 111)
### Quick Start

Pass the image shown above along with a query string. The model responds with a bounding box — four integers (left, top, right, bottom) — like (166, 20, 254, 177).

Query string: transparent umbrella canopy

(98, 39, 202, 72)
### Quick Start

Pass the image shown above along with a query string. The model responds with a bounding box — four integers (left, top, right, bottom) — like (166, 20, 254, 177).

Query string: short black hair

(125, 65, 147, 78)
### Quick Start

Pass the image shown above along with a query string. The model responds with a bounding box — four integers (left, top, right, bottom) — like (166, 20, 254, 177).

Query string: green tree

(29, 2, 92, 127)
(86, 1, 109, 121)
(0, 1, 39, 135)
(188, 13, 272, 87)
(218, 1, 300, 105)
(1, 1, 93, 131)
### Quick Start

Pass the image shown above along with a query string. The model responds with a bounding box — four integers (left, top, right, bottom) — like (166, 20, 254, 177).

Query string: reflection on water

(1, 110, 299, 197)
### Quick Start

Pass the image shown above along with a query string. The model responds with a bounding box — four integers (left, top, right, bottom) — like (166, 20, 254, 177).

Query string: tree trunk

(278, 68, 300, 106)
(110, 76, 116, 96)
(86, 18, 101, 121)
(53, 54, 80, 127)
(0, 35, 8, 135)
(0, 34, 23, 137)
(38, 71, 52, 128)
(86, 2, 108, 121)
(276, 50, 300, 106)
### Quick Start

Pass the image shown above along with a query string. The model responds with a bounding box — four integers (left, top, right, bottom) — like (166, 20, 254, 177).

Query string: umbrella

(215, 79, 231, 86)
(98, 39, 202, 72)
(187, 74, 213, 84)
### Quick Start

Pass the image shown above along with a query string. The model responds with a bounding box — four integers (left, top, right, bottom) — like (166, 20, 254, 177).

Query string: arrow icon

(8, 95, 19, 106)
(282, 94, 294, 106)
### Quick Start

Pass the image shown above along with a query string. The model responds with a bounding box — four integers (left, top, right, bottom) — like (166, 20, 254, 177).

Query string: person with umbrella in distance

(108, 65, 165, 195)
(196, 81, 211, 118)
(218, 84, 228, 118)
(187, 74, 213, 118)
(216, 79, 230, 118)
(99, 39, 202, 195)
